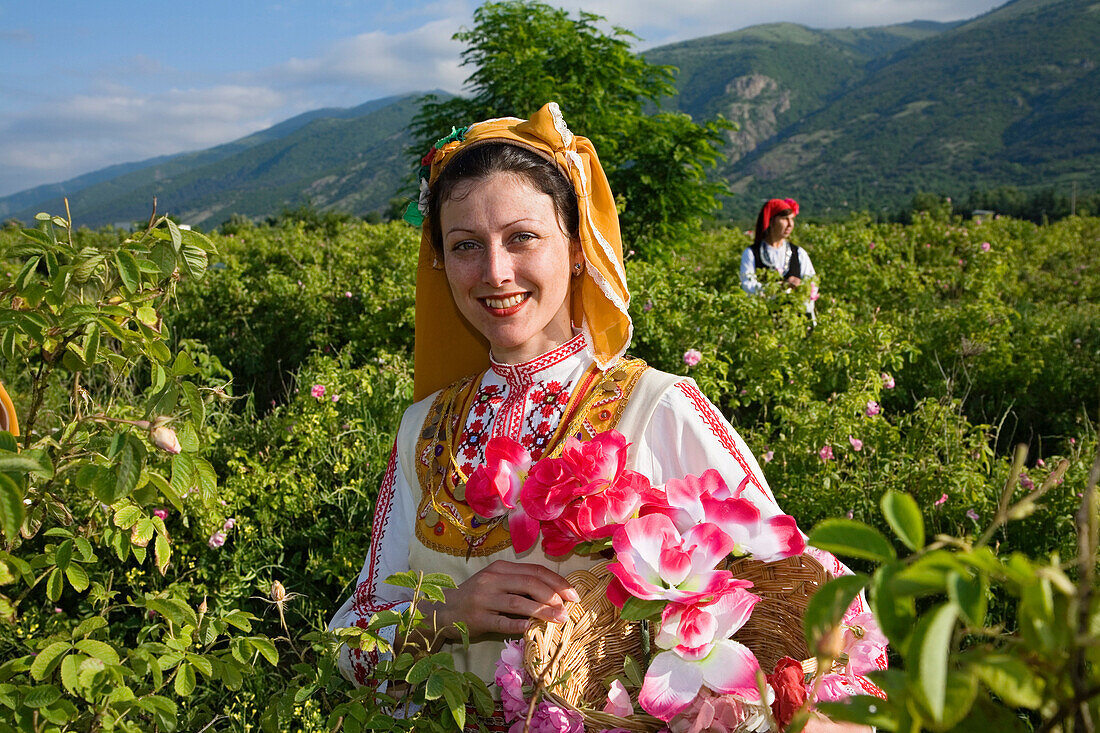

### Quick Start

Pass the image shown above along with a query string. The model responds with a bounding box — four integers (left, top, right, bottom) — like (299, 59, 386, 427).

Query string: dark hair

(753, 205, 794, 244)
(428, 142, 580, 257)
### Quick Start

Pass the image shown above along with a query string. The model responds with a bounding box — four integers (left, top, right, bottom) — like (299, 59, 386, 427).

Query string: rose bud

(150, 425, 181, 454)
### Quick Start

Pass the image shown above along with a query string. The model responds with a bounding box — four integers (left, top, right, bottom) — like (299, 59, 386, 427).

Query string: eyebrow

(445, 218, 543, 236)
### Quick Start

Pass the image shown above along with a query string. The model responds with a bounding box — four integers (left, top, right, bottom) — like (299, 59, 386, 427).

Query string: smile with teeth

(482, 293, 529, 310)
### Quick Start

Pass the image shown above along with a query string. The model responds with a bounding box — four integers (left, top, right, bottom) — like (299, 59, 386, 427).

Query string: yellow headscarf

(412, 102, 632, 400)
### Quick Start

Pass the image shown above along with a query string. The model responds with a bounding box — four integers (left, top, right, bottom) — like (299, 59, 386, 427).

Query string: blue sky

(0, 0, 1004, 197)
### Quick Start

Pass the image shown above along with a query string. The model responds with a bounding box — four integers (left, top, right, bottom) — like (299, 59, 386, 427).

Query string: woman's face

(440, 171, 581, 365)
(766, 212, 796, 243)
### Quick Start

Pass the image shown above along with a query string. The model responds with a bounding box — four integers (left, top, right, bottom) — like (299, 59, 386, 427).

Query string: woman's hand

(785, 275, 803, 288)
(423, 560, 580, 642)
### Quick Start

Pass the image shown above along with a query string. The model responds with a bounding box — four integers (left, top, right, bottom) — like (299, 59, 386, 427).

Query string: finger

(490, 562, 580, 603)
(491, 592, 569, 624)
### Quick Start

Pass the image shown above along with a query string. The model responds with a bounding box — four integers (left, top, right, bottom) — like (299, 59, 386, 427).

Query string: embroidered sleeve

(329, 440, 416, 685)
(641, 379, 780, 514)
(639, 378, 888, 688)
(739, 247, 762, 295)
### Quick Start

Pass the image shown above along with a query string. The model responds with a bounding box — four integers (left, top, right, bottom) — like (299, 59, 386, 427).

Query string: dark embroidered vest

(413, 358, 650, 557)
(751, 241, 802, 280)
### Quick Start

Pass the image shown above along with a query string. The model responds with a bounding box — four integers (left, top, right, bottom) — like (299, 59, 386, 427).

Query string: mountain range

(2, 0, 1097, 228)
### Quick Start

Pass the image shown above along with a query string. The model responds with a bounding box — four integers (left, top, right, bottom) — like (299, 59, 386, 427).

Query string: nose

(482, 243, 514, 286)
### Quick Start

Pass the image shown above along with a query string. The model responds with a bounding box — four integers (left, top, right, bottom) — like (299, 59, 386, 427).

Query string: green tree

(411, 0, 731, 254)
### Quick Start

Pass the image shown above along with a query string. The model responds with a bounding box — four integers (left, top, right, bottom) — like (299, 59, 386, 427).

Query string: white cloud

(268, 17, 467, 96)
(0, 84, 288, 195)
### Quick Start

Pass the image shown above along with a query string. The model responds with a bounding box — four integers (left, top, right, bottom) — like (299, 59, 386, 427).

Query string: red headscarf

(760, 198, 799, 231)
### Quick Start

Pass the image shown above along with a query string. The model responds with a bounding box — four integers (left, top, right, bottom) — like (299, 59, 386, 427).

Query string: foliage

(0, 206, 280, 731)
(169, 220, 418, 409)
(1, 207, 1097, 729)
(803, 447, 1099, 732)
(410, 0, 731, 250)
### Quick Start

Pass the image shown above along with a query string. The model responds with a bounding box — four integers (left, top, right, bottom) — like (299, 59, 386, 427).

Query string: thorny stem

(524, 621, 573, 732)
(976, 444, 1028, 548)
(1071, 441, 1100, 732)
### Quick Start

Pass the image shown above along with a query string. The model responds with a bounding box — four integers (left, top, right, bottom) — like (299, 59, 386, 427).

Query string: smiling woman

(328, 103, 881, 729)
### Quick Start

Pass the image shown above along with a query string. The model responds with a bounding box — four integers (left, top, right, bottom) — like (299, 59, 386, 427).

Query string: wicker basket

(523, 553, 832, 732)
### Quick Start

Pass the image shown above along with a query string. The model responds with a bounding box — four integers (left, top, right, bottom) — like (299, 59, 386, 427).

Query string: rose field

(0, 202, 1098, 732)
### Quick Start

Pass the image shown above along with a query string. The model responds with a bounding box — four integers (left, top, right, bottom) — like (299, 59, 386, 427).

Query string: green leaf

(72, 615, 107, 638)
(908, 602, 958, 724)
(46, 567, 63, 602)
(803, 574, 868, 651)
(894, 551, 966, 596)
(809, 519, 896, 563)
(131, 517, 154, 548)
(155, 532, 171, 575)
(54, 540, 73, 571)
(870, 563, 917, 649)
(30, 642, 72, 681)
(250, 637, 279, 666)
(173, 661, 196, 697)
(179, 243, 208, 278)
(425, 671, 444, 700)
(185, 653, 213, 678)
(880, 490, 924, 551)
(406, 656, 433, 685)
(0, 449, 53, 476)
(65, 563, 89, 592)
(182, 381, 205, 428)
(83, 323, 100, 365)
(113, 436, 143, 502)
(443, 678, 466, 730)
(15, 256, 41, 290)
(113, 505, 141, 529)
(75, 639, 120, 666)
(420, 572, 458, 589)
(0, 473, 23, 541)
(166, 219, 183, 253)
(170, 452, 195, 497)
(59, 654, 81, 693)
(971, 654, 1044, 709)
(150, 241, 176, 275)
(22, 685, 62, 708)
(619, 596, 665, 621)
(948, 570, 988, 627)
(115, 250, 141, 292)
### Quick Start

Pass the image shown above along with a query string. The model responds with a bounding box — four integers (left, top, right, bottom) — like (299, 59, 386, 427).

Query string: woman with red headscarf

(740, 198, 817, 321)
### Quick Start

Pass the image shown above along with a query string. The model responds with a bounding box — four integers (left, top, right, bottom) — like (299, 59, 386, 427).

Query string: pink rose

(934, 493, 948, 507)
(466, 437, 539, 552)
(603, 679, 634, 717)
(521, 455, 583, 522)
(208, 531, 227, 548)
(310, 384, 326, 399)
(880, 372, 895, 389)
(809, 281, 820, 301)
(848, 435, 863, 452)
(981, 242, 991, 252)
(763, 450, 774, 463)
(865, 400, 881, 416)
(153, 508, 168, 520)
(819, 445, 834, 461)
(683, 349, 702, 367)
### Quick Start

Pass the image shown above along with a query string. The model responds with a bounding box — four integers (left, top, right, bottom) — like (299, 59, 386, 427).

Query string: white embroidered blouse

(330, 333, 885, 694)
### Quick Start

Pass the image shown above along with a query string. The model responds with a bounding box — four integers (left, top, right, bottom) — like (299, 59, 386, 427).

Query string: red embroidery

(352, 445, 401, 617)
(675, 381, 765, 495)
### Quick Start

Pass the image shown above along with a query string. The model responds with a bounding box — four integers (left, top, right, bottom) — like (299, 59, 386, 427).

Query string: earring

(573, 263, 583, 275)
